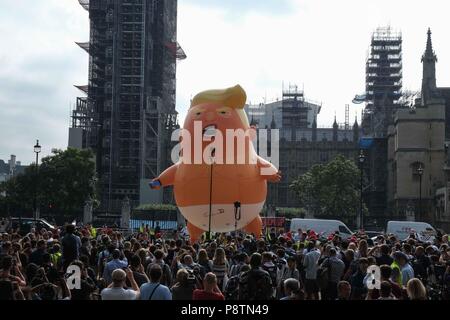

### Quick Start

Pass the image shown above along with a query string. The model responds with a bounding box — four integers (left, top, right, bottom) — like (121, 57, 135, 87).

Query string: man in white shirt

(101, 268, 140, 300)
(303, 241, 321, 300)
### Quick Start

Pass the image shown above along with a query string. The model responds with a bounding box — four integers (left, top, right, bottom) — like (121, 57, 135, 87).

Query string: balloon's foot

(187, 222, 204, 243)
(244, 216, 263, 239)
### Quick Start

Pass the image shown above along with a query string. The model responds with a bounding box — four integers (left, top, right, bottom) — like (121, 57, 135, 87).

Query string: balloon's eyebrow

(190, 106, 205, 113)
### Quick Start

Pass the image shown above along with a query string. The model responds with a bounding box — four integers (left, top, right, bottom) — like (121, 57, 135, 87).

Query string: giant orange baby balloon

(150, 85, 281, 241)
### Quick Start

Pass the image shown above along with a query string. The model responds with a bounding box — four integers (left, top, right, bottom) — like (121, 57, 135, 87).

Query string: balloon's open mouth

(203, 124, 217, 137)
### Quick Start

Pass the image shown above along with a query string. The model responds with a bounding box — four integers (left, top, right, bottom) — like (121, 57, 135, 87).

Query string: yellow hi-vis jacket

(90, 227, 97, 238)
(51, 252, 62, 267)
(391, 261, 403, 286)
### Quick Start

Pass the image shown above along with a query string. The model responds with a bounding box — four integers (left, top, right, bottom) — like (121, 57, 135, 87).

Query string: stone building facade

(387, 30, 450, 230)
(246, 89, 360, 209)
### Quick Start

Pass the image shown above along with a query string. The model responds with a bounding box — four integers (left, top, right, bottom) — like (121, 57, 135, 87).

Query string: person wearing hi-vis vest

(391, 257, 403, 286)
(50, 243, 62, 269)
(391, 251, 414, 287)
(89, 225, 97, 239)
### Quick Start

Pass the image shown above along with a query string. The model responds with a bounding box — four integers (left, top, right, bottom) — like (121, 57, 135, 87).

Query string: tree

(290, 155, 367, 220)
(38, 148, 98, 215)
(0, 167, 36, 215)
(0, 148, 98, 217)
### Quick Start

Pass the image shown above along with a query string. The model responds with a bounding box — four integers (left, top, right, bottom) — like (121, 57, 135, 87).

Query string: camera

(186, 268, 199, 286)
(187, 270, 196, 284)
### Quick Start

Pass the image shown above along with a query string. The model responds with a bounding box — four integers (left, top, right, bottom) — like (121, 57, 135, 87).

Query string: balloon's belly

(179, 202, 264, 233)
(173, 165, 267, 232)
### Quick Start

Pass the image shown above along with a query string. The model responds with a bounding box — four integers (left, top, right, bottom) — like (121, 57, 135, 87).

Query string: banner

(261, 217, 285, 228)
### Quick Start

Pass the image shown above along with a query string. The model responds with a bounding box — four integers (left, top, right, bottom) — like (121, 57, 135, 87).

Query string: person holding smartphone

(101, 268, 140, 300)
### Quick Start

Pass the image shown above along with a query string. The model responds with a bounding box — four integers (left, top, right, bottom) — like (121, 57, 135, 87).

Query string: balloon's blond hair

(190, 85, 250, 128)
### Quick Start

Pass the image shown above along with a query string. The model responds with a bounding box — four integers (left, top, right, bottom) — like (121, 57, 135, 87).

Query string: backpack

(239, 269, 273, 300)
(317, 258, 330, 290)
(224, 275, 240, 300)
(262, 264, 278, 288)
(229, 263, 243, 278)
(98, 250, 113, 277)
(276, 258, 287, 271)
(148, 262, 172, 286)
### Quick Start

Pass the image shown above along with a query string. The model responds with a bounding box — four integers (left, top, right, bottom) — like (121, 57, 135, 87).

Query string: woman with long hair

(406, 278, 427, 300)
(355, 239, 368, 259)
(197, 249, 213, 277)
(212, 248, 228, 290)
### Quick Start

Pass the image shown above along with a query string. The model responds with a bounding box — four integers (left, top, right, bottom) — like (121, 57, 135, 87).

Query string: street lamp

(358, 150, 366, 230)
(417, 165, 424, 219)
(34, 140, 41, 220)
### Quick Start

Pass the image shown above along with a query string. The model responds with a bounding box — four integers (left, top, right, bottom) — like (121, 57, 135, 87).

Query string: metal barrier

(129, 219, 177, 231)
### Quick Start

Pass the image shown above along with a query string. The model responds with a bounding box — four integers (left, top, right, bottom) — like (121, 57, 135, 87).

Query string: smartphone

(149, 180, 162, 189)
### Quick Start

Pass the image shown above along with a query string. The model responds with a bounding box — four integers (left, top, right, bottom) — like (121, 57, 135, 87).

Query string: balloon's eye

(218, 109, 231, 117)
(195, 112, 202, 116)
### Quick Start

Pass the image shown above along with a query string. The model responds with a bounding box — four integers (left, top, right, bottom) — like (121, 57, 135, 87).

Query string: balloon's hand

(267, 171, 282, 183)
(149, 180, 162, 190)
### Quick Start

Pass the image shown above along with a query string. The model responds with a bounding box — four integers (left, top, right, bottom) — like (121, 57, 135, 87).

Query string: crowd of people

(0, 222, 449, 301)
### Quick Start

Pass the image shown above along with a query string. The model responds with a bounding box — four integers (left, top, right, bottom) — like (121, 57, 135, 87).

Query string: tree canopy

(0, 148, 97, 217)
(290, 154, 367, 220)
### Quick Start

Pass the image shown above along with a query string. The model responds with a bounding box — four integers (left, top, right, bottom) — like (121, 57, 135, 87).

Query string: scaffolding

(363, 26, 403, 137)
(345, 104, 350, 130)
(362, 26, 403, 220)
(72, 0, 181, 212)
(75, 42, 90, 53)
(78, 0, 89, 11)
(74, 85, 89, 95)
(281, 84, 306, 129)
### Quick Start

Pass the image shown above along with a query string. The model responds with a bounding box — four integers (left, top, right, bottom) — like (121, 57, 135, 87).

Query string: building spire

(353, 114, 360, 143)
(312, 114, 317, 129)
(423, 28, 437, 62)
(333, 113, 338, 142)
(312, 115, 317, 142)
(270, 111, 276, 129)
(333, 113, 338, 129)
(421, 28, 437, 104)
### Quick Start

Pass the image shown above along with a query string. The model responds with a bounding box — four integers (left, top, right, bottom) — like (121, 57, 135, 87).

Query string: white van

(386, 221, 437, 242)
(289, 219, 353, 239)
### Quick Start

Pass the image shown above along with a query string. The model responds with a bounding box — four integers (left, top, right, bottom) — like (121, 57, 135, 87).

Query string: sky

(1, 0, 450, 164)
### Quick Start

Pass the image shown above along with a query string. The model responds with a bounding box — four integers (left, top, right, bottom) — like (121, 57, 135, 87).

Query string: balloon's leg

(187, 222, 204, 243)
(244, 216, 263, 239)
